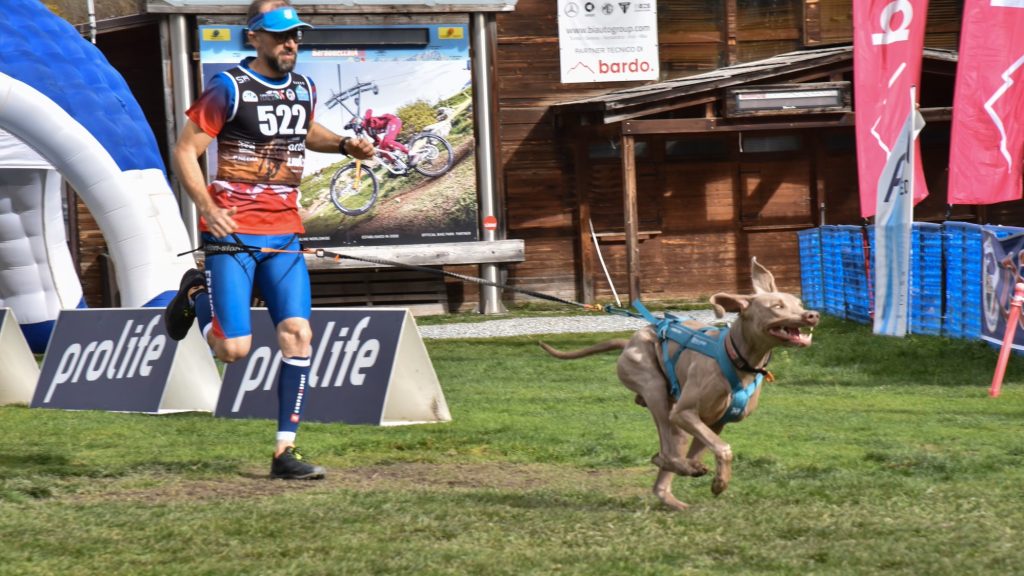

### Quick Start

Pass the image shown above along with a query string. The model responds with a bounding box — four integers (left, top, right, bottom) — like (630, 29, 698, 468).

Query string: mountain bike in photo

(324, 81, 455, 216)
(328, 127, 454, 216)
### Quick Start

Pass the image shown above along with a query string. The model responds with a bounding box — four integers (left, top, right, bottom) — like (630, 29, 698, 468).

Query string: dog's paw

(687, 460, 709, 477)
(656, 493, 689, 511)
(711, 477, 729, 496)
(653, 454, 709, 477)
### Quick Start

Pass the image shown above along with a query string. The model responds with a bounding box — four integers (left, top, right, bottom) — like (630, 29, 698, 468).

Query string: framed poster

(197, 23, 478, 247)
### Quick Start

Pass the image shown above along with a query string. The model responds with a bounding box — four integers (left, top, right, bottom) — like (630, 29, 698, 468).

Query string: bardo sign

(216, 308, 450, 426)
(557, 0, 659, 83)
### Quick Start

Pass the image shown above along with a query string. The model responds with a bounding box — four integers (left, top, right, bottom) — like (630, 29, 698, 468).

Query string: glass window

(823, 132, 855, 154)
(665, 136, 731, 160)
(739, 133, 803, 154)
(588, 140, 649, 159)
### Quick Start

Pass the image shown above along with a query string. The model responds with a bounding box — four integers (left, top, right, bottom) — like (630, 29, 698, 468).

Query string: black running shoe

(163, 268, 206, 341)
(271, 447, 326, 480)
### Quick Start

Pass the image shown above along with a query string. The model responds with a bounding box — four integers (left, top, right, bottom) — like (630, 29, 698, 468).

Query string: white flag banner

(874, 91, 926, 337)
(557, 0, 659, 84)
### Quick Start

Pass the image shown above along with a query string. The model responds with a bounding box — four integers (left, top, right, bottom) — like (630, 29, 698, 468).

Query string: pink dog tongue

(771, 327, 813, 346)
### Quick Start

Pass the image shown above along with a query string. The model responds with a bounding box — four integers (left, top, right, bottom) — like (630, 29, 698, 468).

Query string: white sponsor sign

(558, 0, 659, 84)
(873, 88, 925, 338)
(0, 309, 40, 405)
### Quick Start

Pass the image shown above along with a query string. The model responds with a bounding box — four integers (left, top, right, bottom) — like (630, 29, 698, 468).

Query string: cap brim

(251, 8, 314, 32)
(261, 21, 313, 32)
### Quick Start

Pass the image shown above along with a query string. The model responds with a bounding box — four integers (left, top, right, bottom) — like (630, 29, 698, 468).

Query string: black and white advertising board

(216, 308, 450, 426)
(0, 308, 41, 405)
(32, 308, 221, 413)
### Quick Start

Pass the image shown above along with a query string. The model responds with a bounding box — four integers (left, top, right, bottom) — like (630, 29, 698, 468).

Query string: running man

(163, 0, 374, 480)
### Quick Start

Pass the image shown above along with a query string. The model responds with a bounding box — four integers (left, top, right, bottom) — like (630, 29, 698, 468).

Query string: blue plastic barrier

(863, 223, 940, 333)
(819, 226, 847, 318)
(820, 225, 869, 321)
(797, 228, 824, 310)
(910, 223, 943, 335)
(800, 221, 1000, 340)
(839, 225, 871, 324)
(943, 222, 983, 339)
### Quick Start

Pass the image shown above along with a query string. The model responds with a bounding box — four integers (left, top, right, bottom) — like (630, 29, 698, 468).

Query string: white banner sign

(873, 92, 925, 338)
(558, 0, 659, 84)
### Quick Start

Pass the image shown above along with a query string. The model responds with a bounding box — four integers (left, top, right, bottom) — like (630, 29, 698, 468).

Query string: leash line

(194, 240, 604, 312)
(303, 247, 603, 310)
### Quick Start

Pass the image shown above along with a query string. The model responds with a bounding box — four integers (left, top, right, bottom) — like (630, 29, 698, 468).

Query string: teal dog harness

(632, 301, 765, 427)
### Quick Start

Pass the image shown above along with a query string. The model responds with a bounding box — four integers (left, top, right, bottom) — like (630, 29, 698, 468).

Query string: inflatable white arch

(0, 72, 193, 307)
(0, 0, 196, 354)
(0, 140, 81, 334)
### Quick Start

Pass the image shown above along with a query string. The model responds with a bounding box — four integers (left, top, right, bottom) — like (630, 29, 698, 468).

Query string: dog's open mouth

(768, 325, 814, 347)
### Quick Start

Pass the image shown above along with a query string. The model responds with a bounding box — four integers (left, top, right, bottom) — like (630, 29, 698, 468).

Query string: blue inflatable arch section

(0, 0, 194, 352)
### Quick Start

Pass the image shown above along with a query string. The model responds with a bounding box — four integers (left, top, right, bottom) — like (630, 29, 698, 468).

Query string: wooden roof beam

(621, 115, 855, 135)
(619, 106, 952, 135)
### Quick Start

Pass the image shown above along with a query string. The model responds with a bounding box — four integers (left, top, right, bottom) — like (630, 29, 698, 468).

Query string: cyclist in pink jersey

(364, 108, 410, 160)
(163, 0, 374, 480)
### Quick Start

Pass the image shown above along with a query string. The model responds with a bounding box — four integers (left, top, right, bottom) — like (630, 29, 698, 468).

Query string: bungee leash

(179, 237, 606, 312)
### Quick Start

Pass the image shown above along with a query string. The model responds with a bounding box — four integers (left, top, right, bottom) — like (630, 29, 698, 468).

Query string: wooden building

(548, 46, 959, 303)
(494, 0, 1023, 308)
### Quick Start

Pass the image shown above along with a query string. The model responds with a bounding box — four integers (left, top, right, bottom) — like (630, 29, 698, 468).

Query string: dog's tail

(538, 339, 628, 359)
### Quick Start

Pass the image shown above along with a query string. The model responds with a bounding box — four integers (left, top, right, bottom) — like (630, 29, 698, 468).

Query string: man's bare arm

(172, 121, 237, 238)
(307, 121, 374, 160)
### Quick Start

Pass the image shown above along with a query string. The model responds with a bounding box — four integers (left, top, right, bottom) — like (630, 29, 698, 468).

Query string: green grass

(2, 317, 1024, 575)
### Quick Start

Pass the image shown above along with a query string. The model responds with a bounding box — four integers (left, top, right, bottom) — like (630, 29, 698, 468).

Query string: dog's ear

(751, 257, 778, 294)
(710, 293, 750, 317)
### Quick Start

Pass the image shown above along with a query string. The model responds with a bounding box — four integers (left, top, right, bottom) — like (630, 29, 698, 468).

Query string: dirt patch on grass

(62, 463, 652, 504)
(332, 462, 646, 493)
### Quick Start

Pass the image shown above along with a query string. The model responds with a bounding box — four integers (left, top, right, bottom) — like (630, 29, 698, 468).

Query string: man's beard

(266, 52, 296, 74)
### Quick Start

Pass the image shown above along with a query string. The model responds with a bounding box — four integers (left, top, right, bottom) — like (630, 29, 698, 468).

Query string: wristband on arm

(338, 136, 352, 155)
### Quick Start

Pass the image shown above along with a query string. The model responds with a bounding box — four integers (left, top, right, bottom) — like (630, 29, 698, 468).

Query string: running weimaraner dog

(539, 258, 819, 511)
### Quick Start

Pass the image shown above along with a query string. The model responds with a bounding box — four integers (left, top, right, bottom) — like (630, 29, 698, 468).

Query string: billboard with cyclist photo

(197, 23, 478, 247)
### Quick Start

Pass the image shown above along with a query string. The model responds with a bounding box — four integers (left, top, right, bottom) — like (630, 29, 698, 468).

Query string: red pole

(990, 282, 1024, 397)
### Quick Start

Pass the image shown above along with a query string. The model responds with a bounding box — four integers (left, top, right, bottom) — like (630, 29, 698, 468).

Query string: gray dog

(540, 258, 819, 510)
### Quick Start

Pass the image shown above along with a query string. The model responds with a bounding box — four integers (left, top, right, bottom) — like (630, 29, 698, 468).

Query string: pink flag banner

(853, 0, 930, 218)
(948, 0, 1024, 206)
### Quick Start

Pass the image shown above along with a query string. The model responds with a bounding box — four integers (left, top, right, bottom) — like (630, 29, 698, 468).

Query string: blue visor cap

(248, 7, 313, 32)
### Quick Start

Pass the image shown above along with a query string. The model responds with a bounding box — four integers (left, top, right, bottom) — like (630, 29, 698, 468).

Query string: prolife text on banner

(32, 309, 220, 413)
(216, 308, 450, 426)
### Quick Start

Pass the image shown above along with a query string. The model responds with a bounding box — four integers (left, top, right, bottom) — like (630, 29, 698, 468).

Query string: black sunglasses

(255, 29, 302, 43)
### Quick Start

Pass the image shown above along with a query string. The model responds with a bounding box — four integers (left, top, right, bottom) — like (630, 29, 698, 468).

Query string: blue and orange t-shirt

(186, 58, 316, 234)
